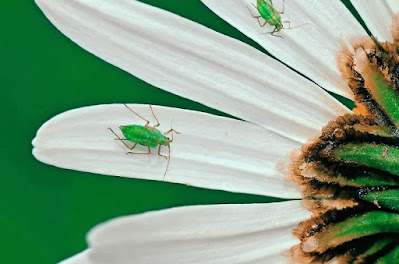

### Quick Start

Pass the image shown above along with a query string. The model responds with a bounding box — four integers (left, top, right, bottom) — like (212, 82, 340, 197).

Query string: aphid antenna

(261, 31, 283, 38)
(163, 122, 181, 180)
(163, 144, 171, 181)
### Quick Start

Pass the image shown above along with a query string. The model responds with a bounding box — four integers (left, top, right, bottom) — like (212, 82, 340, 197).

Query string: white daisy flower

(32, 0, 399, 263)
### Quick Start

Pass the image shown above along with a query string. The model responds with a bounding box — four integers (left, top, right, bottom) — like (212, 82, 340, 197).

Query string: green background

(2, 0, 359, 263)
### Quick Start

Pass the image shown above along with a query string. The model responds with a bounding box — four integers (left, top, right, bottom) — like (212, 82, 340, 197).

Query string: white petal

(73, 201, 309, 264)
(351, 0, 399, 42)
(59, 250, 91, 264)
(33, 104, 302, 198)
(35, 0, 350, 142)
(201, 0, 367, 99)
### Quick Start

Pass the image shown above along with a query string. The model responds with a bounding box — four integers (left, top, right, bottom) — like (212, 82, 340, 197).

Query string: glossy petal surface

(36, 0, 350, 143)
(201, 0, 367, 99)
(33, 104, 304, 198)
(62, 201, 309, 264)
(351, 0, 399, 42)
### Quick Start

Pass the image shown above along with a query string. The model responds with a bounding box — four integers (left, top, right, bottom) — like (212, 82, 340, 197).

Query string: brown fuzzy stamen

(287, 14, 399, 263)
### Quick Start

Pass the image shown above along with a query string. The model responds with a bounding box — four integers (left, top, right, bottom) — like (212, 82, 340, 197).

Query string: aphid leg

(157, 145, 168, 159)
(109, 127, 151, 154)
(270, 27, 283, 38)
(127, 146, 151, 155)
(127, 143, 138, 151)
(247, 5, 260, 18)
(148, 105, 160, 128)
(124, 104, 150, 127)
(164, 128, 181, 142)
(268, 0, 284, 14)
(282, 20, 291, 28)
(247, 5, 267, 27)
(282, 20, 309, 30)
(108, 127, 135, 150)
(250, 3, 258, 14)
(279, 0, 285, 14)
(256, 18, 267, 27)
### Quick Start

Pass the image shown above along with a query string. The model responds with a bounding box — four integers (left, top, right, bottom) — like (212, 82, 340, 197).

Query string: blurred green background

(1, 0, 359, 263)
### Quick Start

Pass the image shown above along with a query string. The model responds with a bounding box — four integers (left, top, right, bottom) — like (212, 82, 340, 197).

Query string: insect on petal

(201, 0, 368, 99)
(35, 0, 350, 143)
(33, 104, 303, 198)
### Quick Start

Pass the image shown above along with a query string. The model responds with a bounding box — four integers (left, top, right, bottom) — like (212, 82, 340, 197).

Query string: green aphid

(108, 104, 180, 180)
(248, 0, 302, 37)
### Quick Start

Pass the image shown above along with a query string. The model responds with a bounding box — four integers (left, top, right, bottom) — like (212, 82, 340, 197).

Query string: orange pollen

(352, 102, 369, 116)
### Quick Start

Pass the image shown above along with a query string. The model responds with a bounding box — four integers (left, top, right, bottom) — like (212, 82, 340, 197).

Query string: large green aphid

(289, 16, 399, 263)
(108, 104, 180, 179)
(248, 0, 302, 36)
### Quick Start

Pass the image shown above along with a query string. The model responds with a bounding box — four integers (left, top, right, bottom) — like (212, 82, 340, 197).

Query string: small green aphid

(108, 104, 180, 180)
(248, 0, 301, 37)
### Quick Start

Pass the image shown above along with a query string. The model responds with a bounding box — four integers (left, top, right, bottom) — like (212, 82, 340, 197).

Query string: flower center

(288, 14, 399, 263)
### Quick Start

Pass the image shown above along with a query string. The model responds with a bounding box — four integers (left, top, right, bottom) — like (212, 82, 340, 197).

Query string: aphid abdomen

(148, 129, 166, 147)
(120, 125, 161, 147)
(257, 0, 281, 26)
